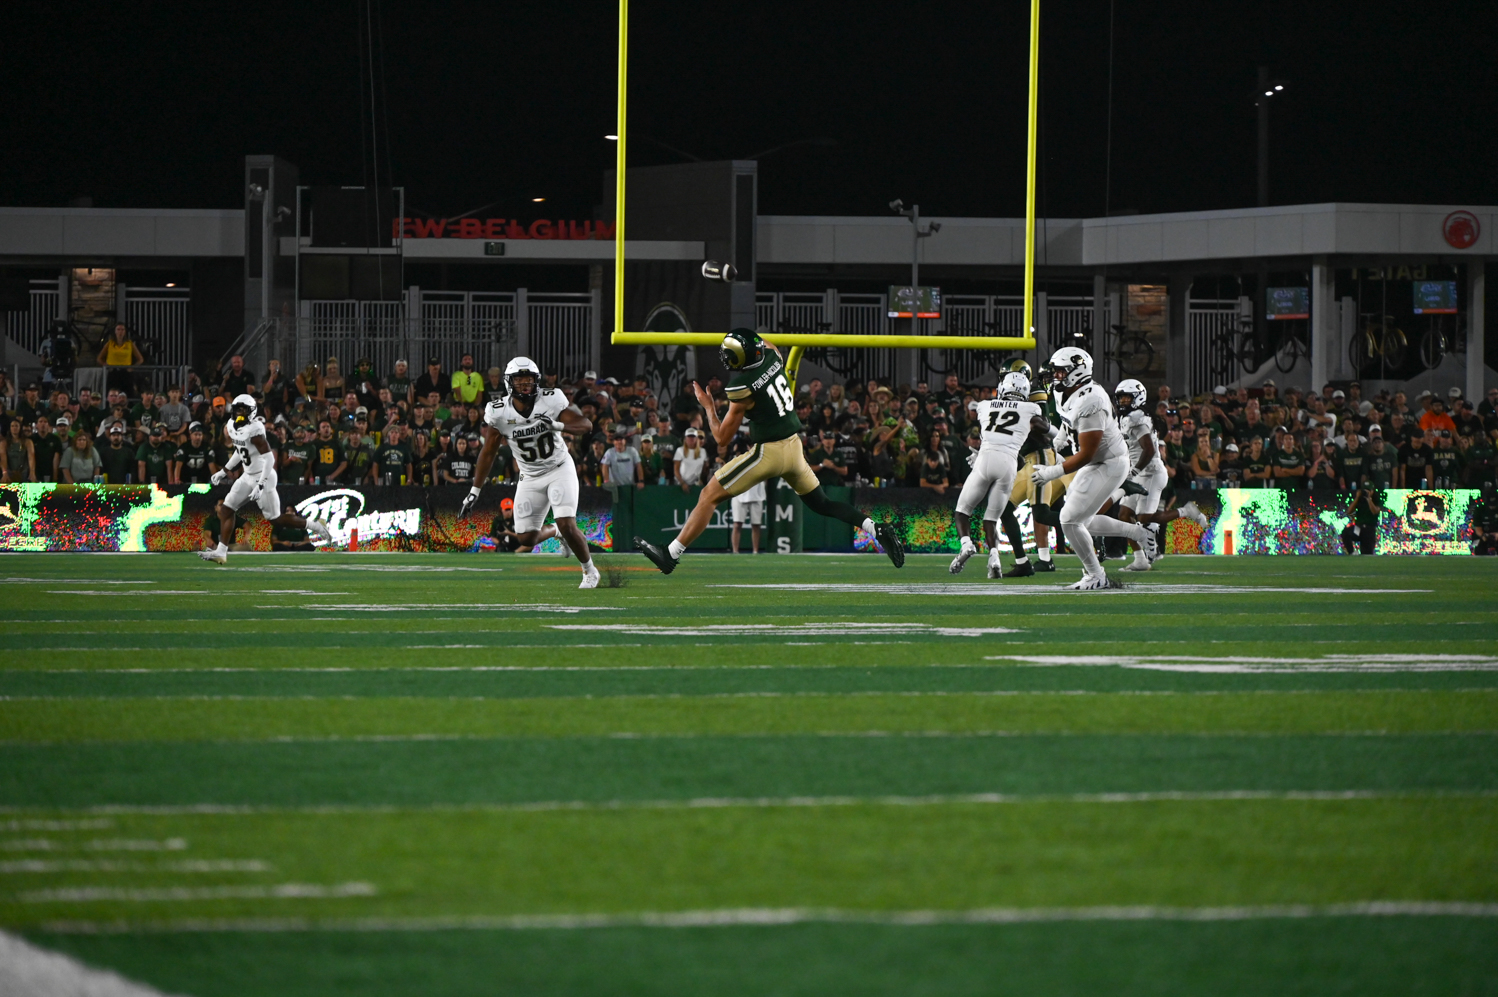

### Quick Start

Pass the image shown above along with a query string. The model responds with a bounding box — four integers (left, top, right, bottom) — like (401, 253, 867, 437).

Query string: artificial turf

(2, 550, 1495, 995)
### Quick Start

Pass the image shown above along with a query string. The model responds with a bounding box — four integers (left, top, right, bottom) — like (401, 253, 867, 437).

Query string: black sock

(999, 508, 1027, 558)
(800, 485, 867, 529)
(1032, 502, 1062, 528)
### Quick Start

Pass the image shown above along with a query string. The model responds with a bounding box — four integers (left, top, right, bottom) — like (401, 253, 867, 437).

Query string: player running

(951, 370, 1043, 576)
(463, 357, 601, 589)
(634, 328, 904, 573)
(1029, 347, 1156, 590)
(198, 394, 331, 564)
(1113, 378, 1169, 571)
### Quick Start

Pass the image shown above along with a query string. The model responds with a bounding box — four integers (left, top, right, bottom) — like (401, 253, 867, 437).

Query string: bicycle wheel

(1381, 327, 1408, 369)
(1274, 334, 1302, 373)
(1238, 339, 1260, 374)
(1116, 334, 1154, 376)
(1348, 330, 1372, 373)
(1418, 329, 1443, 370)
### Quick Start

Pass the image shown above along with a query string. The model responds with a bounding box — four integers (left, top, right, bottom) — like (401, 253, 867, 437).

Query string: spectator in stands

(31, 415, 62, 482)
(260, 360, 290, 417)
(97, 424, 134, 483)
(919, 450, 948, 495)
(1363, 428, 1397, 488)
(1419, 397, 1458, 437)
(408, 431, 434, 487)
(1270, 426, 1305, 490)
(295, 362, 319, 405)
(674, 428, 708, 489)
(1241, 436, 1271, 487)
(386, 359, 413, 407)
(74, 389, 105, 437)
(437, 433, 475, 485)
(484, 366, 505, 404)
(414, 357, 447, 405)
(1429, 429, 1463, 487)
(602, 433, 644, 490)
(59, 429, 102, 484)
(1189, 433, 1219, 487)
(170, 423, 215, 485)
(1454, 399, 1484, 441)
(373, 424, 413, 485)
(15, 383, 43, 426)
(309, 420, 346, 484)
(347, 358, 379, 410)
(454, 403, 485, 440)
(2, 417, 36, 483)
(1335, 429, 1367, 489)
(1217, 442, 1242, 486)
(136, 424, 175, 485)
(450, 354, 482, 406)
(638, 435, 664, 484)
(1479, 388, 1498, 420)
(97, 322, 145, 395)
(219, 354, 255, 398)
(1305, 439, 1337, 494)
(96, 401, 130, 440)
(578, 437, 606, 486)
(342, 427, 376, 482)
(319, 357, 345, 402)
(807, 431, 848, 488)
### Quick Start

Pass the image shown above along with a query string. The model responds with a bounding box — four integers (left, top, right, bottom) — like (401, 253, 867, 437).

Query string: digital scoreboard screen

(1414, 280, 1458, 314)
(1265, 287, 1310, 320)
(887, 285, 942, 319)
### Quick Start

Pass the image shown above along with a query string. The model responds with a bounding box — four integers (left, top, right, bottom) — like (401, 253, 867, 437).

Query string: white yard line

(20, 882, 376, 903)
(550, 623, 1021, 637)
(2, 789, 1491, 818)
(0, 929, 187, 996)
(985, 654, 1498, 672)
(711, 583, 1434, 596)
(0, 859, 272, 873)
(30, 901, 1498, 935)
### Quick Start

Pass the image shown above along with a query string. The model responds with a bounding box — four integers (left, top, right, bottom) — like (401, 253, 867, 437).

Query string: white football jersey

(484, 389, 572, 476)
(972, 398, 1043, 462)
(226, 418, 273, 476)
(1058, 383, 1128, 464)
(1119, 408, 1165, 471)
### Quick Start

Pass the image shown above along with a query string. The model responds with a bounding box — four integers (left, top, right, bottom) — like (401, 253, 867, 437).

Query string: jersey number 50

(514, 434, 555, 462)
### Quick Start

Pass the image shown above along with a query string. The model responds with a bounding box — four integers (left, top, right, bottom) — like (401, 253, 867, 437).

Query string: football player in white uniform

(463, 357, 600, 589)
(951, 371, 1045, 576)
(1029, 348, 1156, 589)
(1113, 378, 1169, 571)
(198, 395, 332, 564)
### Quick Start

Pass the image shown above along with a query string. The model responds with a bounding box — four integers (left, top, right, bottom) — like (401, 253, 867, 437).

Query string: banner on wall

(0, 484, 1483, 555)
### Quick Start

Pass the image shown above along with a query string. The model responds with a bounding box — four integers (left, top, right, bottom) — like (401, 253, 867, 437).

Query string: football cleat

(1120, 478, 1148, 497)
(949, 544, 977, 574)
(1004, 559, 1035, 578)
(874, 522, 906, 568)
(1139, 526, 1159, 563)
(197, 548, 227, 565)
(986, 553, 1002, 580)
(578, 564, 601, 589)
(1033, 557, 1056, 572)
(633, 536, 678, 575)
(1178, 501, 1209, 529)
(306, 518, 333, 543)
(1067, 573, 1122, 591)
(1121, 555, 1152, 572)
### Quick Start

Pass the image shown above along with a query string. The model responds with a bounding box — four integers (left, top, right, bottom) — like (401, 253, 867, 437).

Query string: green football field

(2, 550, 1496, 996)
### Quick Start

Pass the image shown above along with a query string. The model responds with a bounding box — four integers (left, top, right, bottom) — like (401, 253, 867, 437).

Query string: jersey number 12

(985, 410, 1021, 435)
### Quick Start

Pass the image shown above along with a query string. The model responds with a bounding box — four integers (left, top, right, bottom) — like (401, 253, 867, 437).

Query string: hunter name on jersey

(484, 388, 569, 474)
(972, 397, 1044, 461)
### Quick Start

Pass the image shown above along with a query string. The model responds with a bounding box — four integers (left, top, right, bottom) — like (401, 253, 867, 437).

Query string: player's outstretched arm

(694, 381, 745, 450)
(558, 406, 592, 435)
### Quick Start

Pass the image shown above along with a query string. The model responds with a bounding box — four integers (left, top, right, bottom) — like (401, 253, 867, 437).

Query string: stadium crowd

(3, 356, 1498, 504)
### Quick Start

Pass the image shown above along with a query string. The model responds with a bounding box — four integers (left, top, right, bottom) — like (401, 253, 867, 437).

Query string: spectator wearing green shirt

(73, 388, 105, 437)
(135, 424, 176, 484)
(1335, 431, 1367, 490)
(919, 451, 949, 496)
(59, 429, 102, 484)
(1241, 436, 1271, 487)
(280, 424, 314, 485)
(1399, 431, 1435, 488)
(1305, 439, 1338, 494)
(373, 424, 413, 485)
(98, 425, 135, 483)
(1362, 429, 1398, 488)
(387, 360, 414, 407)
(309, 421, 347, 484)
(806, 431, 848, 488)
(343, 428, 377, 483)
(31, 415, 63, 482)
(173, 424, 217, 484)
(638, 435, 664, 484)
(450, 354, 483, 406)
(1270, 427, 1305, 490)
(1429, 429, 1464, 487)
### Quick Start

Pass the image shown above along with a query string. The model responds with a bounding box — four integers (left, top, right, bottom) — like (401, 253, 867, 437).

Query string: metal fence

(4, 282, 62, 356)
(756, 291, 897, 385)
(1186, 298, 1243, 398)
(292, 289, 596, 384)
(123, 287, 192, 368)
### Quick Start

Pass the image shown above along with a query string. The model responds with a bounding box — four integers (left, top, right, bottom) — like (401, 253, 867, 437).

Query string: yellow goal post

(610, 0, 1042, 380)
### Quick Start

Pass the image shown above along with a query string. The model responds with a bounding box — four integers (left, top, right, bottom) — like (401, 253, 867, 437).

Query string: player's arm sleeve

(222, 447, 243, 472)
(724, 383, 752, 403)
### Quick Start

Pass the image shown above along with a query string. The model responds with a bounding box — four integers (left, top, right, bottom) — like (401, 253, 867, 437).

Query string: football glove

(459, 485, 482, 518)
(210, 469, 227, 486)
(966, 449, 980, 468)
(1031, 462, 1064, 485)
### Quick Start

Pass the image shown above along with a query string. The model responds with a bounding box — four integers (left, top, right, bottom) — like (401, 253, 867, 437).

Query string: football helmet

(230, 393, 257, 426)
(504, 356, 542, 401)
(1047, 346, 1094, 391)
(1115, 378, 1147, 413)
(719, 328, 764, 371)
(999, 371, 1031, 401)
(1007, 359, 1033, 380)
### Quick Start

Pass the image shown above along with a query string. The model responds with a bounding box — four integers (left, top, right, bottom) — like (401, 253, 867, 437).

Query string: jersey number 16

(765, 375, 795, 416)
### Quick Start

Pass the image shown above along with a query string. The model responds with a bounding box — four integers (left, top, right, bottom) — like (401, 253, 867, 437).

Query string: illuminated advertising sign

(293, 488, 420, 547)
(395, 218, 615, 241)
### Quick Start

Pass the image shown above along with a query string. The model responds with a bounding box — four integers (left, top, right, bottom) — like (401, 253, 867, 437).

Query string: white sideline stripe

(3, 789, 1491, 817)
(282, 603, 623, 613)
(46, 590, 209, 596)
(2, 839, 187, 852)
(551, 622, 1021, 637)
(711, 584, 1433, 596)
(20, 882, 376, 903)
(0, 859, 272, 873)
(0, 819, 114, 831)
(0, 578, 155, 584)
(0, 929, 185, 997)
(985, 654, 1498, 673)
(30, 901, 1498, 935)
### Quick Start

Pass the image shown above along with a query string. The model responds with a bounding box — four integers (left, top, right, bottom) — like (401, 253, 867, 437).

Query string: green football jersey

(724, 354, 801, 443)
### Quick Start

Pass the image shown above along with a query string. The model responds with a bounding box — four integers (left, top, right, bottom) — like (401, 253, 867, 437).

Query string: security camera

(888, 199, 904, 212)
(928, 222, 942, 234)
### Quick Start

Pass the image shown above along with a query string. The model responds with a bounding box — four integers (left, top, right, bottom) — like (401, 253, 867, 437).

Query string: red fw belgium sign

(394, 217, 615, 240)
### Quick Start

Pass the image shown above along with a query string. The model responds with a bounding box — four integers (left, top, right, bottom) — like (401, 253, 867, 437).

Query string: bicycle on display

(1273, 324, 1310, 373)
(1349, 316, 1408, 374)
(1416, 314, 1463, 370)
(1209, 316, 1260, 379)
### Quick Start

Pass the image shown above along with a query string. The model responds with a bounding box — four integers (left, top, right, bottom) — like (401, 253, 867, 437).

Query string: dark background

(2, 0, 1493, 220)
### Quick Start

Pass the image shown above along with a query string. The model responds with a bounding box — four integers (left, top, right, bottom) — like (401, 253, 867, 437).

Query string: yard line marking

(712, 584, 1433, 596)
(0, 819, 113, 831)
(46, 590, 209, 596)
(287, 604, 624, 613)
(257, 590, 350, 595)
(5, 789, 1492, 817)
(0, 929, 184, 997)
(20, 882, 376, 903)
(0, 578, 154, 585)
(984, 654, 1498, 672)
(0, 859, 272, 873)
(233, 565, 505, 573)
(551, 623, 1022, 637)
(2, 838, 187, 852)
(31, 901, 1498, 934)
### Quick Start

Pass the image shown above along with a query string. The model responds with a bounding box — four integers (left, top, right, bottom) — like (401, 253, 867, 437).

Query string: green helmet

(1008, 359, 1033, 380)
(719, 328, 764, 371)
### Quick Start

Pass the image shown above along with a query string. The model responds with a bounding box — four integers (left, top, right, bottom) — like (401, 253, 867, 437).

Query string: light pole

(888, 200, 941, 293)
(1256, 66, 1288, 207)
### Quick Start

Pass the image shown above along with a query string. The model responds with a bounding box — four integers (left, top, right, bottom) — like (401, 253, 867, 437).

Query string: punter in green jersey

(634, 327, 904, 573)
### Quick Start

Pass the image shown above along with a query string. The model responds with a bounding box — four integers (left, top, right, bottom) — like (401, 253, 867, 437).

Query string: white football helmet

(230, 393, 257, 425)
(999, 371, 1031, 401)
(1047, 346, 1094, 390)
(1114, 378, 1147, 413)
(504, 356, 542, 400)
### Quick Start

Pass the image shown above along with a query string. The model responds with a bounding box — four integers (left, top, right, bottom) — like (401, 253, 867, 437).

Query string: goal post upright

(1022, 0, 1040, 351)
(609, 0, 1035, 357)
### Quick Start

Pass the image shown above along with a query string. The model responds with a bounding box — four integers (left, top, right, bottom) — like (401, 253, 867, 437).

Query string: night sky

(4, 1, 1494, 221)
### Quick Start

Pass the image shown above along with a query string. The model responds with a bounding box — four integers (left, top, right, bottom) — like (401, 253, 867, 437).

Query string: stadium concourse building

(0, 156, 1493, 403)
